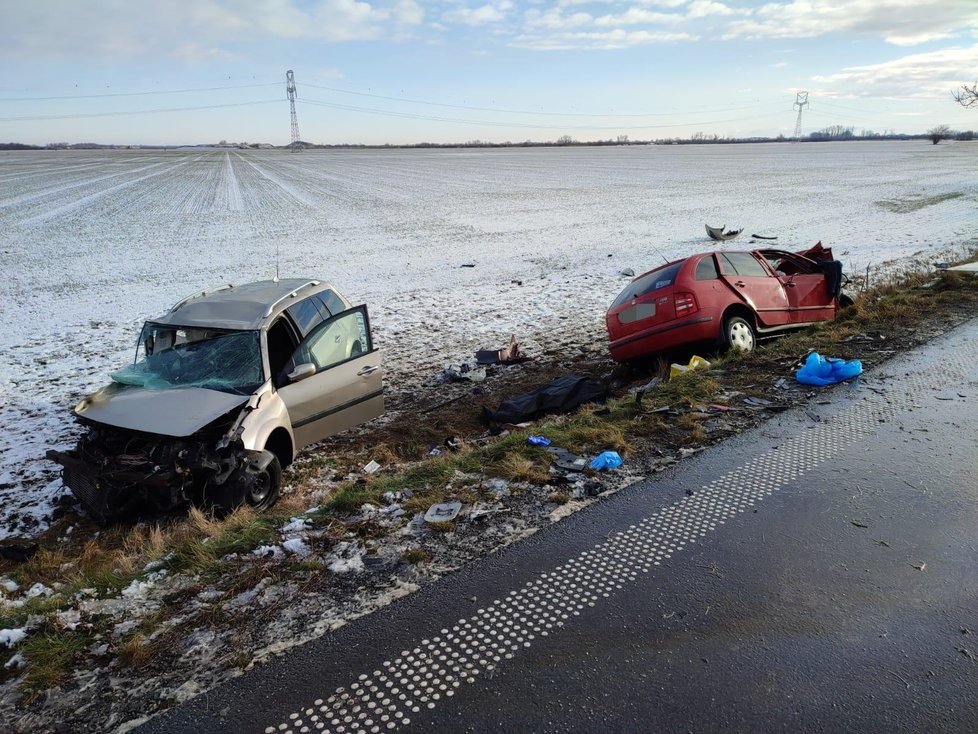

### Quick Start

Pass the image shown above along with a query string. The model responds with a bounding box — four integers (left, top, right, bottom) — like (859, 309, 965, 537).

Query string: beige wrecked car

(47, 279, 384, 522)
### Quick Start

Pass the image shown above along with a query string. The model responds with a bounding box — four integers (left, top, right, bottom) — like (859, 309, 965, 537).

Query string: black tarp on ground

(483, 375, 608, 426)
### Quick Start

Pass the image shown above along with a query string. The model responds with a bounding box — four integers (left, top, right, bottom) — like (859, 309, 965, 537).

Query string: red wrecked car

(606, 243, 849, 362)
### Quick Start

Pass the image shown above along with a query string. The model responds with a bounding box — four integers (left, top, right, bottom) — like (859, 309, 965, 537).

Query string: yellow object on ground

(670, 355, 711, 379)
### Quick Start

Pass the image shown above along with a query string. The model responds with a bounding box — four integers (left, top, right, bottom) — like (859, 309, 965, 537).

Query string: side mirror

(287, 363, 316, 383)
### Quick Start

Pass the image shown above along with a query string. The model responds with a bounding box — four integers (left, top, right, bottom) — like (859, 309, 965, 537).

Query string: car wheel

(839, 293, 855, 309)
(210, 455, 282, 516)
(724, 315, 756, 352)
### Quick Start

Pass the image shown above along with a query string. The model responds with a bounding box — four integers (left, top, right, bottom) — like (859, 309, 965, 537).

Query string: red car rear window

(611, 261, 684, 307)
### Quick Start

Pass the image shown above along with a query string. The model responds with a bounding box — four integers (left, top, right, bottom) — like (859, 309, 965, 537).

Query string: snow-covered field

(1, 142, 975, 537)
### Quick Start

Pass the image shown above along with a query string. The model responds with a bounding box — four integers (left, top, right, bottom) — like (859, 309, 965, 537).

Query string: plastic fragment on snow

(363, 460, 381, 474)
(424, 501, 462, 524)
(670, 355, 711, 379)
(589, 451, 623, 471)
(796, 352, 863, 386)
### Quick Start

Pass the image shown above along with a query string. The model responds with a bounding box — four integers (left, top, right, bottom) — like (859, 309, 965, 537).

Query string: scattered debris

(443, 361, 487, 382)
(548, 447, 588, 473)
(527, 435, 551, 447)
(911, 562, 927, 571)
(705, 224, 743, 241)
(805, 410, 822, 423)
(851, 519, 869, 528)
(751, 233, 778, 240)
(362, 459, 381, 475)
(621, 268, 635, 277)
(424, 501, 463, 524)
(796, 352, 863, 386)
(670, 355, 711, 379)
(460, 263, 476, 268)
(589, 451, 623, 471)
(444, 436, 463, 452)
(631, 376, 663, 408)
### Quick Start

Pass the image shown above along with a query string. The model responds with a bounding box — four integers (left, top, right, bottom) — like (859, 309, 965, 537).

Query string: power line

(298, 97, 783, 131)
(0, 82, 280, 102)
(0, 99, 281, 122)
(301, 82, 783, 119)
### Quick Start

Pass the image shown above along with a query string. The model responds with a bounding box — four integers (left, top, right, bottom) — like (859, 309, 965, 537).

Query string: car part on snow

(795, 352, 863, 386)
(443, 361, 487, 382)
(751, 233, 778, 240)
(482, 376, 609, 427)
(547, 447, 588, 473)
(706, 224, 743, 241)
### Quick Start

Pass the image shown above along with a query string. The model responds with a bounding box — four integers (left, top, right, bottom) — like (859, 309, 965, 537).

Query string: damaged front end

(46, 400, 272, 524)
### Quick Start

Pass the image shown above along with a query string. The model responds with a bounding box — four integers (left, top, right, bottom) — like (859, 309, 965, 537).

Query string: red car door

(761, 251, 836, 324)
(717, 252, 790, 327)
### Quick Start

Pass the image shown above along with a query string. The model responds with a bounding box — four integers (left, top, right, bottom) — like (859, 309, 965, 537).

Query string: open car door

(277, 305, 384, 449)
(760, 250, 837, 324)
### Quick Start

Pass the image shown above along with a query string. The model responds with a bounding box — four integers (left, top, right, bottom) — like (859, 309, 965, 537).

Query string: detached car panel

(606, 244, 845, 362)
(47, 279, 384, 523)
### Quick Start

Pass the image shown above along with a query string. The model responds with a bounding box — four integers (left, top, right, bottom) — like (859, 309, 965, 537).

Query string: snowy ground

(1, 142, 975, 538)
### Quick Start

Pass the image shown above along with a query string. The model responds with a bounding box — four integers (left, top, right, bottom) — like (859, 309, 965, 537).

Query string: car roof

(151, 278, 328, 330)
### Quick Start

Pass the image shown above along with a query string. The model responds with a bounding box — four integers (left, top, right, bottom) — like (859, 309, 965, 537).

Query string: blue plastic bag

(795, 352, 863, 387)
(527, 435, 551, 447)
(589, 451, 623, 471)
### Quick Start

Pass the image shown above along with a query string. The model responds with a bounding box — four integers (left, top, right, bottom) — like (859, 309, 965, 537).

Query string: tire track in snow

(233, 152, 317, 207)
(223, 152, 244, 211)
(0, 158, 169, 210)
(10, 157, 196, 225)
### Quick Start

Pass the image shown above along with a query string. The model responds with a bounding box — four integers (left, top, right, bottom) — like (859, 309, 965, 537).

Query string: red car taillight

(674, 292, 698, 316)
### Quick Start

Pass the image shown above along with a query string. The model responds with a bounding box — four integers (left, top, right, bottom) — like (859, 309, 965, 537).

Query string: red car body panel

(606, 245, 841, 362)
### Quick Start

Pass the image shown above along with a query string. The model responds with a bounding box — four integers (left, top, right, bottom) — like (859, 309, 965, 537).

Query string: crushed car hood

(75, 383, 250, 438)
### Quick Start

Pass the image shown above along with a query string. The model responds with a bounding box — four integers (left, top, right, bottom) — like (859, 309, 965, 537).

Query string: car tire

(723, 315, 756, 353)
(839, 293, 855, 309)
(210, 454, 282, 516)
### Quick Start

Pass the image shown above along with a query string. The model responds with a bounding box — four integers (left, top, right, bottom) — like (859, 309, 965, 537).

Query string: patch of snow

(281, 538, 310, 557)
(1, 579, 18, 593)
(279, 517, 310, 534)
(252, 544, 283, 558)
(0, 628, 27, 648)
(24, 582, 52, 598)
(325, 542, 365, 574)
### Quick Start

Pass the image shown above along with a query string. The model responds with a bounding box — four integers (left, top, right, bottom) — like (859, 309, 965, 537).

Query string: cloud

(722, 0, 978, 46)
(0, 0, 425, 61)
(513, 27, 698, 49)
(442, 1, 514, 26)
(810, 44, 978, 100)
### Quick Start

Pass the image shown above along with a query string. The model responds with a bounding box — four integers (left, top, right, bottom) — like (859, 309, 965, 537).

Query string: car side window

(287, 296, 327, 337)
(721, 252, 769, 277)
(318, 289, 347, 318)
(294, 307, 371, 372)
(694, 255, 719, 280)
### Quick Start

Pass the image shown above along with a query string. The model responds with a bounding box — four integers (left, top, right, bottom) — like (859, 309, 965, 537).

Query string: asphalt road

(141, 319, 978, 734)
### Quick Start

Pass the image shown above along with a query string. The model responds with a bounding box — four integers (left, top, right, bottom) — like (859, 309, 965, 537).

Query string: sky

(0, 0, 976, 145)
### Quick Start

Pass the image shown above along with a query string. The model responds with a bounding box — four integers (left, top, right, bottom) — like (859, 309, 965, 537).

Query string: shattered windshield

(111, 324, 263, 395)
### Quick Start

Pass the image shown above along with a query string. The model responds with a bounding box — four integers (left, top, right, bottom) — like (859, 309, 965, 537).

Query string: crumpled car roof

(152, 278, 321, 330)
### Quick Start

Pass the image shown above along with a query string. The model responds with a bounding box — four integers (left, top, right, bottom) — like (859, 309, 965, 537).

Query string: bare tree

(928, 124, 951, 144)
(952, 82, 978, 108)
